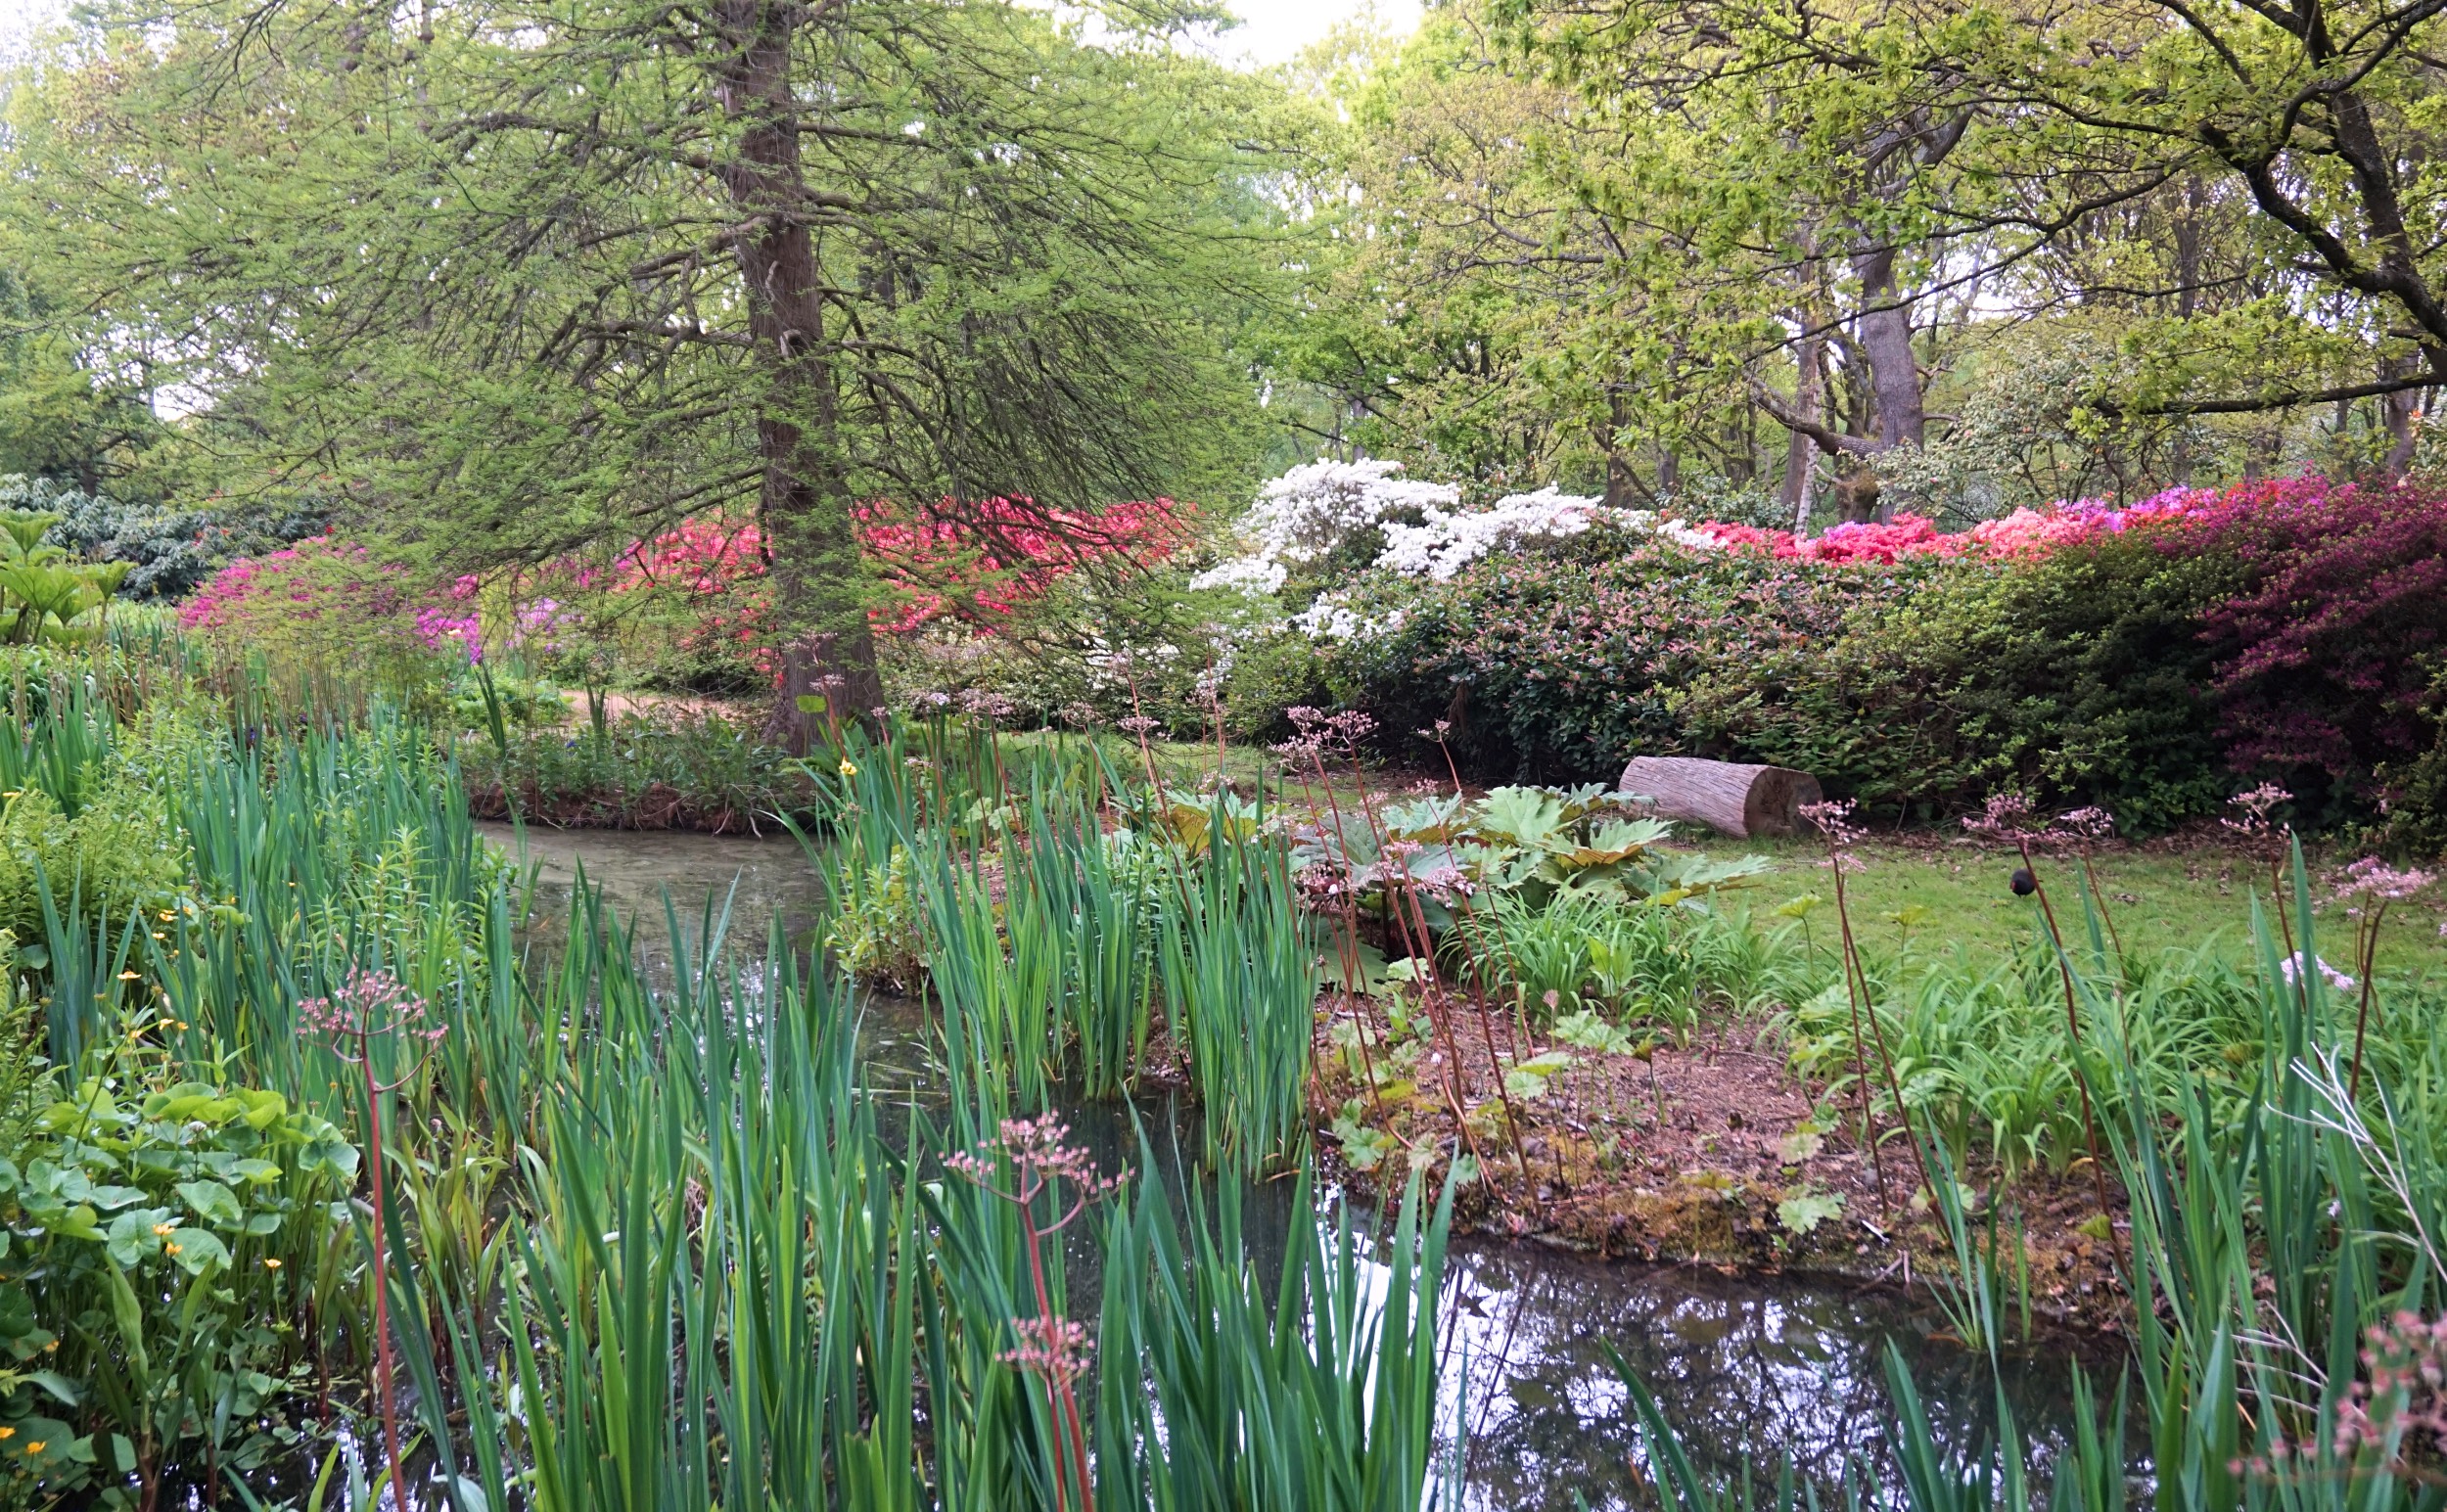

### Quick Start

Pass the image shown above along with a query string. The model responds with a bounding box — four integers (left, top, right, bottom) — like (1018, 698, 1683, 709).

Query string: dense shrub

(179, 538, 448, 673)
(1322, 479, 2447, 834)
(1335, 543, 1923, 787)
(2180, 478, 2447, 821)
(1676, 528, 2241, 828)
(2, 476, 325, 600)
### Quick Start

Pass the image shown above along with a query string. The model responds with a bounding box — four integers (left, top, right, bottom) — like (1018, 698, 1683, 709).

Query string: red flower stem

(2018, 841, 2120, 1268)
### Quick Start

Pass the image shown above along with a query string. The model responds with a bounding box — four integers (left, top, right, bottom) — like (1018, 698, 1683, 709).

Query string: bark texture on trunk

(1852, 242, 1921, 525)
(1779, 328, 1824, 530)
(714, 0, 886, 753)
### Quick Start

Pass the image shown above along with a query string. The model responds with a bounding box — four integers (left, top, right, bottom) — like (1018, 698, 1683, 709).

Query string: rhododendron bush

(2179, 478, 2447, 816)
(180, 538, 451, 666)
(182, 497, 1195, 696)
(1690, 493, 2207, 564)
(1320, 474, 2447, 834)
(861, 494, 1193, 633)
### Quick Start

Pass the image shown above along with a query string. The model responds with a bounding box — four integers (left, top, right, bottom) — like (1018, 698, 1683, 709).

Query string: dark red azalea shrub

(2175, 478, 2447, 816)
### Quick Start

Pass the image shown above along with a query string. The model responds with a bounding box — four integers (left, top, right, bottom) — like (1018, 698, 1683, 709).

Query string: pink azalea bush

(609, 516, 777, 686)
(1692, 493, 2210, 563)
(859, 494, 1193, 634)
(180, 538, 465, 668)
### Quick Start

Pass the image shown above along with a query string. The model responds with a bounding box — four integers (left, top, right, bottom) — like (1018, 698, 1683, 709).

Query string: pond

(477, 820, 2134, 1504)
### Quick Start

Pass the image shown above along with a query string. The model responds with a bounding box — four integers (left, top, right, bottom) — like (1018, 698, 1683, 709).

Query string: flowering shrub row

(1326, 476, 2447, 836)
(180, 495, 1191, 695)
(863, 495, 1192, 632)
(1692, 493, 2206, 563)
(1192, 461, 1717, 597)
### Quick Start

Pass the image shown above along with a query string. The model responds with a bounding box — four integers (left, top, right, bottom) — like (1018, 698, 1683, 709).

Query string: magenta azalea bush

(2179, 479, 2447, 798)
(180, 538, 445, 661)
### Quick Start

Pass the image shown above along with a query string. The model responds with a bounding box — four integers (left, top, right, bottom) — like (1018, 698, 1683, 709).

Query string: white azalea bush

(888, 458, 1728, 742)
(1190, 460, 1721, 642)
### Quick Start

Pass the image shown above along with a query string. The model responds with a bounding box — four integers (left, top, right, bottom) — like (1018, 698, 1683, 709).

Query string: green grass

(1714, 833, 2447, 978)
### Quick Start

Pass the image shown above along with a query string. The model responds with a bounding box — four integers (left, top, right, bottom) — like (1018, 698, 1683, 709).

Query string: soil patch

(1311, 991, 2134, 1333)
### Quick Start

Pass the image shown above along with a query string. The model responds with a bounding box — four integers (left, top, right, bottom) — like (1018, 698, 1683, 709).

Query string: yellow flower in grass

(839, 759, 858, 777)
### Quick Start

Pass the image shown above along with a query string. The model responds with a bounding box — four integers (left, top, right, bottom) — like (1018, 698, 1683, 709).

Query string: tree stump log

(1618, 756, 1824, 839)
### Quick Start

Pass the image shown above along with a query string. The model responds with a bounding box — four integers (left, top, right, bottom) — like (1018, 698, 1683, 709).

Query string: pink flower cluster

(858, 494, 1193, 634)
(297, 968, 446, 1045)
(180, 538, 423, 636)
(1692, 493, 2210, 565)
(2243, 1309, 2447, 1475)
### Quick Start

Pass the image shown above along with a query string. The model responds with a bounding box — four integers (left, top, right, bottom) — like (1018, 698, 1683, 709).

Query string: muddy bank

(1314, 993, 2134, 1334)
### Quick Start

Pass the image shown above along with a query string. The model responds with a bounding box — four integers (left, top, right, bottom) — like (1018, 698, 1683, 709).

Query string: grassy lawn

(1706, 832, 2447, 979)
(1007, 730, 2447, 977)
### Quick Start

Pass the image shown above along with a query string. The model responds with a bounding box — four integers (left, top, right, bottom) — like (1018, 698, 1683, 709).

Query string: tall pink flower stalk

(944, 1118, 1124, 1512)
(299, 969, 446, 1512)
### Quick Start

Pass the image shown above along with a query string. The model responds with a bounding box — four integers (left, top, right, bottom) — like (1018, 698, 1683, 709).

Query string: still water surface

(478, 820, 2131, 1506)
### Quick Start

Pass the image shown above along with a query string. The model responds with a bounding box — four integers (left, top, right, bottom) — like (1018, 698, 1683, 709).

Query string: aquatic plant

(1155, 814, 1317, 1175)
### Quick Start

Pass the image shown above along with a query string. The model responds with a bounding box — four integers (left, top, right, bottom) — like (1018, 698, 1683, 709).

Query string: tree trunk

(1602, 389, 1638, 508)
(2382, 354, 2424, 477)
(1779, 327, 1824, 532)
(1828, 464, 1880, 524)
(1852, 242, 1923, 520)
(713, 0, 886, 753)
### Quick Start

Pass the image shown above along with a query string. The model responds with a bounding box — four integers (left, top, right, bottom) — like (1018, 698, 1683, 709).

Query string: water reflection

(1440, 1242, 2124, 1507)
(474, 820, 2134, 1500)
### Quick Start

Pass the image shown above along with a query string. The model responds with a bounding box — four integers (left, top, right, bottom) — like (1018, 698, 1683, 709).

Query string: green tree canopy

(7, 0, 1292, 733)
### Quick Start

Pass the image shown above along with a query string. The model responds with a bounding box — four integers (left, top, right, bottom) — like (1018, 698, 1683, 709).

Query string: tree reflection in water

(1436, 1239, 2134, 1510)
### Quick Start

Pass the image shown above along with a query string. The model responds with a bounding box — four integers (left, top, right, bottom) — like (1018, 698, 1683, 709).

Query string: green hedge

(1328, 533, 2243, 830)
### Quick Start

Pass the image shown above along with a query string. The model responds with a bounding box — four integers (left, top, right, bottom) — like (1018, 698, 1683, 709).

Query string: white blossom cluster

(1184, 554, 1287, 596)
(1191, 462, 1721, 599)
(1289, 594, 1406, 641)
(1376, 485, 1721, 581)
(1189, 459, 1457, 593)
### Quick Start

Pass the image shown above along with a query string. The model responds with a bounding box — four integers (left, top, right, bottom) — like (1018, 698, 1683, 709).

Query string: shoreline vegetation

(0, 616, 2440, 1504)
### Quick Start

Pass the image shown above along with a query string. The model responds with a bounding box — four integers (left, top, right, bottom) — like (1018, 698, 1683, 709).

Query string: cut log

(1619, 756, 1824, 839)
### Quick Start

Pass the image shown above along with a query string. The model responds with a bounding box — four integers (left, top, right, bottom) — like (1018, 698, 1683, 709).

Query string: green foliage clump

(1673, 531, 2239, 829)
(1331, 532, 2239, 828)
(823, 842, 926, 992)
(460, 709, 812, 834)
(0, 1069, 355, 1498)
(0, 786, 183, 946)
